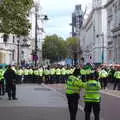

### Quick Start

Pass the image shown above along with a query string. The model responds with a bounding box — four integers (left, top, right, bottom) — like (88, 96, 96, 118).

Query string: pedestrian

(83, 72, 101, 120)
(4, 65, 17, 100)
(65, 68, 82, 120)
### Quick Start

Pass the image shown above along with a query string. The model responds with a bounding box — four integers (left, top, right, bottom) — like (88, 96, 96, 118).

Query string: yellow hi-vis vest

(65, 75, 82, 94)
(83, 80, 101, 102)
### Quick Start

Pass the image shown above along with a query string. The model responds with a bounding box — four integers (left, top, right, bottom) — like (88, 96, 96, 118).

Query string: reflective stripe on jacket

(65, 75, 82, 94)
(83, 80, 101, 102)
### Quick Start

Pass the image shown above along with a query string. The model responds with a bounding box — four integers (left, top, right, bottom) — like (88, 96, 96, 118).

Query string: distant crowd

(0, 63, 120, 96)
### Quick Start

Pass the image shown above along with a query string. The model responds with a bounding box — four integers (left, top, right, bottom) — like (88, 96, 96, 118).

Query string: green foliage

(66, 37, 82, 65)
(66, 37, 80, 57)
(0, 0, 33, 35)
(42, 34, 67, 63)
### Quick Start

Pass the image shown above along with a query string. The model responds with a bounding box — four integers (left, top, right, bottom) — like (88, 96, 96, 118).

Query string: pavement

(0, 84, 85, 120)
(46, 83, 120, 120)
(0, 83, 120, 120)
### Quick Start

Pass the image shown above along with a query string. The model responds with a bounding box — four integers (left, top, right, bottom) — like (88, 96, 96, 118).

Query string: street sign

(32, 55, 38, 61)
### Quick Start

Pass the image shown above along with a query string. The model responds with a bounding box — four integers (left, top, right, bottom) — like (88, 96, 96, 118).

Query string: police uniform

(113, 70, 120, 90)
(0, 69, 5, 95)
(44, 68, 50, 84)
(65, 68, 82, 120)
(99, 69, 108, 89)
(61, 67, 66, 83)
(83, 73, 101, 120)
(55, 68, 61, 83)
(38, 67, 43, 84)
(80, 68, 86, 82)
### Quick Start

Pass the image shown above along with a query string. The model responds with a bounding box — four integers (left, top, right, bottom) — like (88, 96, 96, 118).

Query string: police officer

(4, 65, 17, 100)
(0, 69, 3, 95)
(23, 67, 29, 83)
(80, 67, 86, 82)
(33, 67, 39, 83)
(65, 68, 82, 120)
(38, 67, 43, 84)
(0, 68, 5, 95)
(99, 68, 108, 89)
(83, 72, 101, 120)
(113, 68, 120, 90)
(16, 67, 23, 84)
(55, 66, 61, 83)
(61, 66, 66, 83)
(50, 66, 55, 84)
(44, 67, 50, 84)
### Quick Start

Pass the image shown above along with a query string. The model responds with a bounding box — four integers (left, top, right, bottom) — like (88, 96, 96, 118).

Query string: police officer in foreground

(4, 65, 17, 100)
(83, 72, 101, 120)
(65, 68, 83, 120)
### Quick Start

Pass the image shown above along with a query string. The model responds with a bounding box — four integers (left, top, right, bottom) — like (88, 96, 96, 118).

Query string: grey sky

(40, 0, 92, 39)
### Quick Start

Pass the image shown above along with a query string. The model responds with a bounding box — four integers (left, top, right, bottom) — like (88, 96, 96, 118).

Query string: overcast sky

(38, 0, 92, 39)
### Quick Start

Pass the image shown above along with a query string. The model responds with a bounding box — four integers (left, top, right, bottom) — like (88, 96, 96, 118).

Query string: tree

(42, 34, 67, 63)
(0, 0, 33, 36)
(66, 37, 82, 65)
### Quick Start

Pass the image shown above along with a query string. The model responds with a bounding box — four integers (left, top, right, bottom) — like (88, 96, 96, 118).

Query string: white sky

(34, 0, 92, 39)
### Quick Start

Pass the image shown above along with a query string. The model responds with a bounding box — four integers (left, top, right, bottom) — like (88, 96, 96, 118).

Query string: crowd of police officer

(0, 64, 120, 99)
(10, 65, 75, 84)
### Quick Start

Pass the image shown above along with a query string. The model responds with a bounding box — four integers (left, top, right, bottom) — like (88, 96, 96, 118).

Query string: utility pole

(17, 39, 20, 66)
(34, 5, 38, 67)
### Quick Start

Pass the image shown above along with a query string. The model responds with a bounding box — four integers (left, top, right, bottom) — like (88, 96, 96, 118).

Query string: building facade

(80, 0, 108, 64)
(106, 0, 120, 64)
(0, 34, 17, 65)
(0, 34, 32, 66)
(0, 1, 46, 66)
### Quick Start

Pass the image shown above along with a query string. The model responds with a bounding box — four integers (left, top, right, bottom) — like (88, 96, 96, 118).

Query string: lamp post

(34, 4, 48, 67)
(34, 5, 38, 67)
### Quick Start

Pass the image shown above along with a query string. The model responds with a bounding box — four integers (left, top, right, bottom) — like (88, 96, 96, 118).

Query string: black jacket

(4, 68, 17, 85)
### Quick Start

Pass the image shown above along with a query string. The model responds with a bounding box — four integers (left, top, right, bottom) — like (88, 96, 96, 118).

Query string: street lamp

(34, 4, 48, 67)
(17, 36, 20, 66)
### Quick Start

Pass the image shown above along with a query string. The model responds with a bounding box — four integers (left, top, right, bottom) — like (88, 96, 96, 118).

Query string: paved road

(1, 83, 119, 120)
(0, 84, 85, 120)
(47, 84, 120, 120)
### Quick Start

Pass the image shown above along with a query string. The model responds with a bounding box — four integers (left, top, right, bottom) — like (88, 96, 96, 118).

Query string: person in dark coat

(4, 65, 17, 100)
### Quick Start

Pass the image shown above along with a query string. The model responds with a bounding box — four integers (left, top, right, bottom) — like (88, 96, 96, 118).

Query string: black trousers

(38, 76, 43, 84)
(113, 78, 120, 90)
(6, 84, 16, 99)
(17, 75, 22, 84)
(100, 78, 108, 89)
(84, 102, 100, 120)
(0, 80, 5, 95)
(66, 94, 80, 120)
